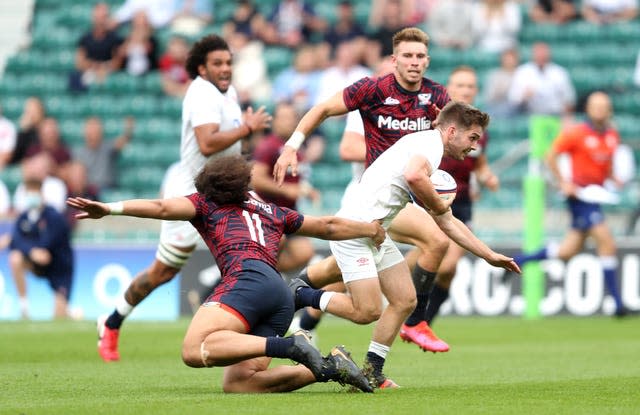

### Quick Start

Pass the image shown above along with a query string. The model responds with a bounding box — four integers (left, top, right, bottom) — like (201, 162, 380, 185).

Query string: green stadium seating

(319, 118, 346, 144)
(119, 142, 179, 167)
(0, 165, 23, 194)
(118, 166, 166, 192)
(310, 163, 351, 189)
(263, 46, 294, 77)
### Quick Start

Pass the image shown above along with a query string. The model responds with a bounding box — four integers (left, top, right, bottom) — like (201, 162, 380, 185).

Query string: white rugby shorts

(329, 235, 404, 283)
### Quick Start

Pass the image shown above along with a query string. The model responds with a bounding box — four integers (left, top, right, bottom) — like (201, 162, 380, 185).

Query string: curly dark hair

(194, 155, 253, 206)
(185, 34, 230, 79)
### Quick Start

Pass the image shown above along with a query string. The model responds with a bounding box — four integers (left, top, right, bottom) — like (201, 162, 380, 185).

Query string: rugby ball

(431, 169, 457, 201)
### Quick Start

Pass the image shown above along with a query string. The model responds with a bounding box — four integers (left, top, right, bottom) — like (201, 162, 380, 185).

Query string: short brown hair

(436, 102, 490, 131)
(194, 155, 252, 206)
(392, 27, 430, 52)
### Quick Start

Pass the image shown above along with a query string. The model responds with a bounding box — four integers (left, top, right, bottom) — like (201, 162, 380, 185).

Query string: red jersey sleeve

(186, 193, 209, 230)
(343, 76, 376, 112)
(280, 206, 304, 234)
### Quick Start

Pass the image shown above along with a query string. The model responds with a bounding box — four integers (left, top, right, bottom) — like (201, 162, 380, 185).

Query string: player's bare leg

(98, 244, 195, 362)
(388, 204, 450, 352)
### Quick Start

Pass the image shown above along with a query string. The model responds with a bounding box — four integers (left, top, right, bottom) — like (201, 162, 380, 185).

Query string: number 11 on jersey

(242, 210, 266, 246)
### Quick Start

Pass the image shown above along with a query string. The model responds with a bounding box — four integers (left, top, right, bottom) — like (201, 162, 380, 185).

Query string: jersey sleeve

(433, 84, 451, 109)
(190, 85, 222, 127)
(552, 125, 579, 154)
(343, 77, 376, 112)
(186, 193, 208, 229)
(280, 206, 304, 234)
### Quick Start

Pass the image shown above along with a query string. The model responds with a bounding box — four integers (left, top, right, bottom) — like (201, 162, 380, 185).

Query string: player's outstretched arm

(273, 91, 349, 185)
(431, 211, 521, 274)
(67, 196, 196, 221)
(296, 216, 385, 246)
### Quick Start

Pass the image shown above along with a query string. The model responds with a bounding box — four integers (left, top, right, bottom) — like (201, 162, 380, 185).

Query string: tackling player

(68, 155, 382, 393)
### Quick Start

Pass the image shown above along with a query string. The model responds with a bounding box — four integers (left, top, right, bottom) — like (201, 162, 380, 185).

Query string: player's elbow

(404, 170, 423, 188)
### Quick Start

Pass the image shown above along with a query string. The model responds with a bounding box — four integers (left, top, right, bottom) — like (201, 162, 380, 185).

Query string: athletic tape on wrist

(286, 131, 305, 150)
(107, 201, 124, 215)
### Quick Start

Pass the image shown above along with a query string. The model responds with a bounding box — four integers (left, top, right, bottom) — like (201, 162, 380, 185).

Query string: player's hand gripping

(370, 220, 386, 248)
(66, 197, 110, 219)
(273, 145, 299, 186)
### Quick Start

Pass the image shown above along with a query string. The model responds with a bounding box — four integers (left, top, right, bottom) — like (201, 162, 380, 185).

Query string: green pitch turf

(1, 316, 639, 415)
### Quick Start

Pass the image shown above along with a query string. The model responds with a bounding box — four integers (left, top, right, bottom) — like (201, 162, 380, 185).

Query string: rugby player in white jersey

(289, 101, 520, 388)
(96, 34, 271, 362)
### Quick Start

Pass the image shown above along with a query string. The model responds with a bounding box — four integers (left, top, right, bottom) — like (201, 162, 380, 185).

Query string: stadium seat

(310, 163, 351, 189)
(118, 166, 166, 193)
(263, 47, 294, 78)
(0, 165, 22, 194)
(319, 118, 346, 144)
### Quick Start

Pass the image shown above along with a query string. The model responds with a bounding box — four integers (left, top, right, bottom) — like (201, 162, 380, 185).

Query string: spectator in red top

(159, 35, 191, 98)
(25, 118, 71, 176)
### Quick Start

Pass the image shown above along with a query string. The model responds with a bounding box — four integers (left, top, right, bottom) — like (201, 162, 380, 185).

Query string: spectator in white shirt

(508, 42, 576, 116)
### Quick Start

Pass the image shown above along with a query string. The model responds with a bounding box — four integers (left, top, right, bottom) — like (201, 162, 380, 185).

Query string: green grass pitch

(2, 316, 639, 414)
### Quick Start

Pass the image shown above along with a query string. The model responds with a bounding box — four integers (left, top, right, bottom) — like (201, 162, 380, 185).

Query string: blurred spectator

(74, 116, 134, 192)
(222, 0, 266, 41)
(272, 44, 323, 112)
(59, 161, 100, 228)
(368, 0, 411, 30)
(261, 0, 327, 48)
(69, 2, 124, 92)
(13, 154, 68, 214)
(227, 32, 272, 107)
(323, 1, 366, 46)
(0, 171, 73, 320)
(315, 40, 371, 105)
(111, 0, 176, 29)
(426, 0, 475, 50)
(365, 0, 405, 68)
(508, 42, 576, 116)
(528, 0, 577, 24)
(581, 0, 638, 25)
(0, 178, 9, 216)
(0, 105, 17, 170)
(367, 0, 409, 63)
(471, 0, 522, 54)
(170, 0, 213, 36)
(9, 97, 46, 166)
(159, 36, 191, 98)
(118, 10, 159, 76)
(24, 118, 72, 175)
(483, 48, 520, 118)
(405, 0, 439, 26)
(250, 102, 318, 272)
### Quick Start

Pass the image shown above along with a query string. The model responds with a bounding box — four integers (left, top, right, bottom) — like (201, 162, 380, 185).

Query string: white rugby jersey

(337, 129, 444, 228)
(172, 76, 243, 194)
